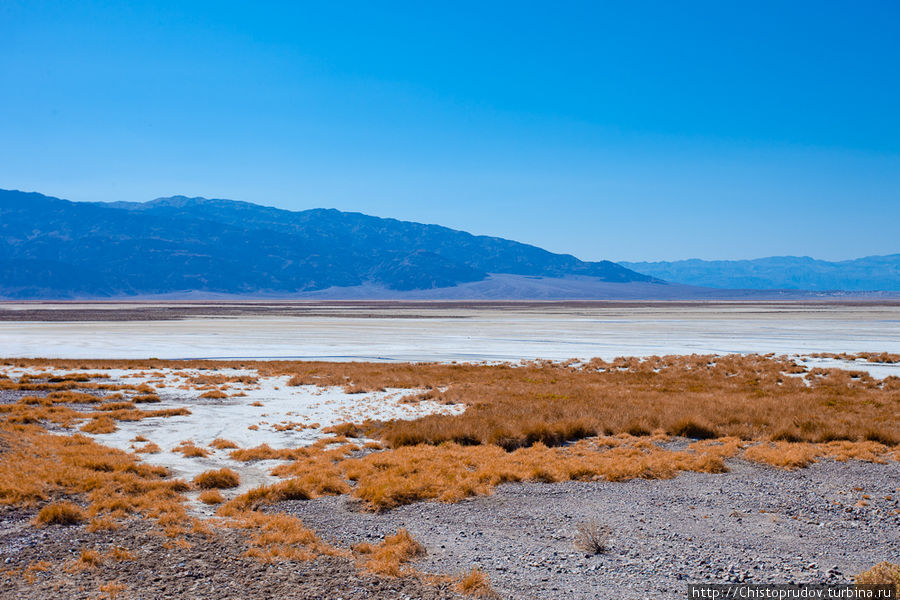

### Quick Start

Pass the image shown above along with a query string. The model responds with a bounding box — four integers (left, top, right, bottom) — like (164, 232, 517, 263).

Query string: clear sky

(1, 1, 898, 262)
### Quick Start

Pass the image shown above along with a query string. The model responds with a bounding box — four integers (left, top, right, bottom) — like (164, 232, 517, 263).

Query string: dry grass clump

(98, 402, 137, 411)
(189, 374, 258, 385)
(134, 442, 161, 453)
(199, 489, 225, 505)
(210, 438, 239, 449)
(132, 394, 160, 403)
(218, 479, 316, 514)
(20, 560, 51, 584)
(856, 562, 900, 594)
(322, 422, 363, 437)
(70, 548, 103, 571)
(81, 416, 118, 434)
(45, 391, 104, 404)
(193, 468, 240, 489)
(269, 451, 351, 496)
(340, 439, 729, 510)
(744, 441, 896, 469)
(355, 528, 425, 576)
(229, 443, 295, 461)
(34, 501, 86, 526)
(172, 440, 212, 458)
(273, 421, 310, 431)
(106, 546, 135, 561)
(573, 518, 612, 554)
(200, 389, 228, 399)
(455, 568, 500, 599)
(86, 516, 120, 532)
(98, 581, 127, 599)
(228, 511, 337, 562)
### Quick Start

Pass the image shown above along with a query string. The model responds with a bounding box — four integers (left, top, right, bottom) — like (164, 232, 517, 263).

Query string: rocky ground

(281, 459, 900, 600)
(2, 455, 898, 599)
(0, 509, 466, 600)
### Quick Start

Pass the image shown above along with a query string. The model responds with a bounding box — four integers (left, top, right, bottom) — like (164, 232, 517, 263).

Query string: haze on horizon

(1, 1, 898, 263)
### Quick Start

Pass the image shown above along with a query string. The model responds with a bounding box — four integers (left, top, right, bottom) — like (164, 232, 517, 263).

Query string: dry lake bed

(1, 300, 899, 361)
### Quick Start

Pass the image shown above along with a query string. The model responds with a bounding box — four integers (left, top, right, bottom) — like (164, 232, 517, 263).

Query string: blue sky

(1, 1, 898, 262)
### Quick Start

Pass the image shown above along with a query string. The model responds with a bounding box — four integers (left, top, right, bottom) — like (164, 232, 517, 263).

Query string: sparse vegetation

(338, 438, 730, 510)
(456, 568, 500, 598)
(75, 547, 103, 570)
(856, 562, 900, 594)
(172, 440, 212, 458)
(199, 489, 225, 504)
(194, 468, 240, 489)
(210, 437, 239, 449)
(2, 354, 899, 596)
(355, 528, 426, 576)
(228, 511, 337, 562)
(34, 501, 86, 526)
(573, 518, 612, 554)
(132, 394, 161, 403)
(106, 546, 135, 561)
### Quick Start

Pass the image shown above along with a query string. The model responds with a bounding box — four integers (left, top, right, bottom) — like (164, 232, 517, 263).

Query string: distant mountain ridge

(621, 255, 900, 291)
(0, 189, 653, 299)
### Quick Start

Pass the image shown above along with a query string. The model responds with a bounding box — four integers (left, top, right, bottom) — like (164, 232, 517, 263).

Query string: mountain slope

(0, 189, 653, 298)
(621, 255, 900, 291)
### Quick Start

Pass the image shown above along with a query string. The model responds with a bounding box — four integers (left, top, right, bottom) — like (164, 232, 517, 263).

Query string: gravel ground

(0, 509, 465, 600)
(279, 459, 900, 600)
(2, 460, 898, 599)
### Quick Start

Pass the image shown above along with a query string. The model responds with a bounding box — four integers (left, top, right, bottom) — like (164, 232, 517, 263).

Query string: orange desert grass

(340, 439, 731, 510)
(98, 581, 128, 599)
(172, 440, 212, 458)
(228, 511, 341, 562)
(354, 528, 425, 576)
(744, 440, 897, 469)
(218, 479, 319, 515)
(193, 468, 240, 489)
(0, 424, 192, 536)
(69, 548, 103, 571)
(199, 489, 225, 505)
(210, 437, 239, 449)
(132, 394, 161, 403)
(34, 501, 86, 526)
(456, 568, 500, 599)
(81, 415, 118, 434)
(87, 516, 120, 532)
(7, 354, 898, 446)
(856, 562, 900, 595)
(135, 442, 161, 453)
(106, 546, 135, 561)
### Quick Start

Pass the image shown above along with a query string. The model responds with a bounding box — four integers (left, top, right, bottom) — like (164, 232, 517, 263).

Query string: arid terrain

(1, 303, 899, 599)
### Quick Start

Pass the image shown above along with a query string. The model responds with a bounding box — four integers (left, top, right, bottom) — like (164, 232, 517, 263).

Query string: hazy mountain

(621, 256, 900, 291)
(0, 189, 654, 299)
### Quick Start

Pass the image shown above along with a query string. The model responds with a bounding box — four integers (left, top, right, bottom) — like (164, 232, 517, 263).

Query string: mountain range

(0, 189, 659, 299)
(1, 189, 896, 299)
(621, 256, 900, 292)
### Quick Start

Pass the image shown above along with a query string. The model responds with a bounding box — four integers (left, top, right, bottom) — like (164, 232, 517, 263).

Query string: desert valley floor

(0, 301, 898, 599)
